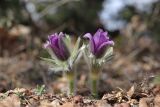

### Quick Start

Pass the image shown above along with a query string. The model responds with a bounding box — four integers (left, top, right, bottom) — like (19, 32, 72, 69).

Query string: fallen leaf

(154, 95, 160, 107)
(96, 100, 111, 107)
(139, 98, 149, 107)
(127, 85, 135, 98)
(114, 103, 130, 107)
(60, 102, 73, 107)
(0, 94, 20, 107)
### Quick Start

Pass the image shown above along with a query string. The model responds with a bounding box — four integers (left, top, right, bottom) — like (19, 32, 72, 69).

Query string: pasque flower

(43, 32, 82, 95)
(84, 29, 114, 58)
(44, 32, 70, 61)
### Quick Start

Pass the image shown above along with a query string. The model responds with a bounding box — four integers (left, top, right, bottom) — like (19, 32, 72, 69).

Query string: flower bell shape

(84, 29, 114, 58)
(44, 32, 70, 61)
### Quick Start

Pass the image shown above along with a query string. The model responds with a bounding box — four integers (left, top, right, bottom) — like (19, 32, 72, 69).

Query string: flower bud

(84, 29, 114, 58)
(44, 32, 70, 61)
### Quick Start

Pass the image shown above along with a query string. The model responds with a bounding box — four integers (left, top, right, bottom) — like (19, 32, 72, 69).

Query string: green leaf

(103, 47, 113, 59)
(49, 61, 69, 72)
(63, 34, 72, 52)
(41, 56, 64, 64)
(51, 64, 68, 72)
(154, 75, 160, 85)
(35, 85, 45, 96)
(72, 37, 81, 58)
(40, 57, 57, 64)
(69, 37, 81, 66)
(97, 47, 114, 65)
(40, 57, 64, 68)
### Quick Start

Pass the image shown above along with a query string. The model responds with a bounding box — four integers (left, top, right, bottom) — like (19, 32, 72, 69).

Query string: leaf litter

(0, 84, 159, 107)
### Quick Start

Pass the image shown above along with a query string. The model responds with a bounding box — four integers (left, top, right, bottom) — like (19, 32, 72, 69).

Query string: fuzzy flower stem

(66, 71, 75, 95)
(90, 62, 101, 98)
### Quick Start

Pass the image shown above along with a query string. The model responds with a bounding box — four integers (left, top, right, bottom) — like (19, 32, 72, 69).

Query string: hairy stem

(66, 71, 74, 95)
(90, 65, 100, 98)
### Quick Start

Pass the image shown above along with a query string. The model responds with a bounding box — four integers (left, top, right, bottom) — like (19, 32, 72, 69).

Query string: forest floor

(0, 26, 160, 107)
(0, 85, 160, 107)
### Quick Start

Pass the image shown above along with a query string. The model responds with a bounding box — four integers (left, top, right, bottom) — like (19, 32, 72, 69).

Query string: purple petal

(97, 41, 114, 52)
(48, 34, 62, 59)
(84, 33, 92, 39)
(96, 41, 114, 58)
(59, 32, 65, 37)
(45, 32, 70, 61)
(93, 29, 110, 48)
(98, 31, 109, 45)
(58, 35, 70, 60)
(106, 40, 114, 46)
(44, 41, 50, 48)
(84, 33, 96, 55)
(93, 29, 103, 46)
(102, 31, 109, 40)
(49, 35, 59, 49)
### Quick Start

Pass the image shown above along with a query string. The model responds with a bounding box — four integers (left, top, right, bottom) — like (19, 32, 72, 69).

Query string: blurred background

(0, 0, 160, 95)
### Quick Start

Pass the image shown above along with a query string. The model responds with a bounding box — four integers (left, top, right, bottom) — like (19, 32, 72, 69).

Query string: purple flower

(44, 32, 70, 61)
(84, 29, 114, 58)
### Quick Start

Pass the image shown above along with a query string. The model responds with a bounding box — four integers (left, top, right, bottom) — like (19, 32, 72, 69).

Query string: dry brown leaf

(114, 103, 130, 107)
(127, 85, 135, 98)
(96, 100, 111, 107)
(60, 102, 74, 107)
(0, 94, 20, 107)
(9, 25, 31, 36)
(39, 99, 61, 107)
(73, 95, 83, 103)
(139, 98, 149, 107)
(154, 95, 160, 107)
(120, 103, 130, 107)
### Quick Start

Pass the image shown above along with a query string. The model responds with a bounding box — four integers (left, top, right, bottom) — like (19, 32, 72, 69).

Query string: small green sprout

(35, 85, 46, 96)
